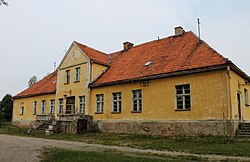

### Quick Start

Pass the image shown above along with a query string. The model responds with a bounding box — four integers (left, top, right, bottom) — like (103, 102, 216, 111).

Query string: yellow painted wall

(91, 63, 108, 82)
(60, 44, 88, 69)
(90, 70, 229, 121)
(229, 70, 250, 121)
(12, 94, 55, 127)
(55, 43, 107, 116)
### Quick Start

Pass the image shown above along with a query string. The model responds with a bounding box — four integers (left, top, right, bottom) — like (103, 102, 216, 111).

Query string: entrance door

(77, 119, 88, 134)
(66, 97, 75, 114)
(237, 93, 242, 121)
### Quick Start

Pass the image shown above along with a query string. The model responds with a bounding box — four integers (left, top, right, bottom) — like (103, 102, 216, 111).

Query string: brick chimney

(174, 26, 185, 36)
(123, 41, 134, 50)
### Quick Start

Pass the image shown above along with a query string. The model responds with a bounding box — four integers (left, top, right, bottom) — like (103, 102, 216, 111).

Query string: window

(176, 84, 191, 110)
(33, 101, 37, 114)
(132, 90, 142, 112)
(58, 98, 63, 114)
(50, 99, 55, 114)
(65, 70, 70, 84)
(96, 94, 104, 113)
(112, 92, 122, 113)
(245, 88, 249, 106)
(41, 100, 46, 114)
(75, 67, 80, 82)
(20, 107, 24, 115)
(78, 96, 85, 113)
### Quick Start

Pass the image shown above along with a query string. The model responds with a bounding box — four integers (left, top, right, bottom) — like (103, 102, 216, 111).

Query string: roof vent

(145, 61, 152, 66)
(123, 41, 134, 51)
(174, 26, 185, 36)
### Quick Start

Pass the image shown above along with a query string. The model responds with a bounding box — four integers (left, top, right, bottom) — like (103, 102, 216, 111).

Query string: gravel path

(0, 134, 249, 162)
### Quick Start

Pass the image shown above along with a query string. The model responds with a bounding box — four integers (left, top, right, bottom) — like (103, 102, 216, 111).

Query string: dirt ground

(0, 134, 250, 162)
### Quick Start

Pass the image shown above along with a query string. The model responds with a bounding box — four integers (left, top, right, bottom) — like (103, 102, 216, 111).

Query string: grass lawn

(1, 122, 250, 157)
(40, 148, 204, 162)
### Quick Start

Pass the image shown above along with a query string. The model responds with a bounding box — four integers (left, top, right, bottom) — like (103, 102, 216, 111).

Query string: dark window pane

(176, 88, 182, 94)
(185, 96, 191, 109)
(184, 85, 190, 94)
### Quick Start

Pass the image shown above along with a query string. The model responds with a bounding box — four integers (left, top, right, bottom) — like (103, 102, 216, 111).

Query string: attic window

(144, 61, 152, 66)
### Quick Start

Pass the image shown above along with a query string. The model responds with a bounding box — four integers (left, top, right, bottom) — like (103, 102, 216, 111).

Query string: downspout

(226, 66, 233, 136)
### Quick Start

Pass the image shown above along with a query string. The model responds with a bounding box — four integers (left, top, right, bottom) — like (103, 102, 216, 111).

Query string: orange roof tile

(93, 32, 229, 85)
(14, 71, 57, 99)
(75, 42, 109, 65)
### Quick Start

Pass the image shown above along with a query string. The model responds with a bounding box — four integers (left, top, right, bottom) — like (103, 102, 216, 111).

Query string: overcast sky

(0, 0, 249, 100)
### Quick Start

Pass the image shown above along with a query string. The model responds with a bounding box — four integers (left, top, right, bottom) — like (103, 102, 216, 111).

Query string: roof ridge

(75, 41, 108, 56)
(109, 31, 193, 55)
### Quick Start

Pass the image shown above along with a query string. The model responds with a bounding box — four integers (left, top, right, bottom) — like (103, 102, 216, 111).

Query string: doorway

(77, 119, 88, 134)
(237, 93, 242, 121)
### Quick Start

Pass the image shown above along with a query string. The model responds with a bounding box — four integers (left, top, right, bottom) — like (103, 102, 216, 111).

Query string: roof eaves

(90, 64, 229, 88)
(13, 91, 56, 100)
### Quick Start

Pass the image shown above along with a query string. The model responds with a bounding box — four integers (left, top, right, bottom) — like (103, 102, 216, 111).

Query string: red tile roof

(75, 42, 109, 65)
(93, 32, 229, 85)
(14, 71, 57, 99)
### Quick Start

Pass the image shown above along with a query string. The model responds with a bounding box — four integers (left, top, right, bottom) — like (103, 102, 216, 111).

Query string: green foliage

(0, 94, 13, 121)
(0, 122, 28, 135)
(0, 0, 8, 6)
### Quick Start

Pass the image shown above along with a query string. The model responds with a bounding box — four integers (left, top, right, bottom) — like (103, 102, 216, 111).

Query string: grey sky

(0, 0, 249, 100)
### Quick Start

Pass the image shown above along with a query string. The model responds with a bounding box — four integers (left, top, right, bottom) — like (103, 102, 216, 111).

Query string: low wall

(94, 120, 240, 136)
(12, 119, 35, 128)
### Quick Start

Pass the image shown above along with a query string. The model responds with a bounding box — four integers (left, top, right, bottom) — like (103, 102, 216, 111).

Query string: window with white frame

(96, 94, 104, 113)
(20, 107, 24, 115)
(65, 70, 70, 84)
(132, 90, 142, 112)
(33, 101, 37, 114)
(41, 100, 46, 114)
(245, 88, 249, 106)
(112, 92, 122, 113)
(176, 84, 191, 110)
(78, 96, 85, 113)
(58, 98, 63, 114)
(50, 99, 55, 114)
(75, 67, 80, 82)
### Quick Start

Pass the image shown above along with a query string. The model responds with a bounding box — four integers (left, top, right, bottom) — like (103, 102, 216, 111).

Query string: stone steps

(30, 122, 51, 135)
(236, 123, 250, 137)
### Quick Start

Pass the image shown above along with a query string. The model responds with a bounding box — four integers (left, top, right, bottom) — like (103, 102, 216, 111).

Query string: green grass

(40, 148, 205, 162)
(1, 122, 250, 157)
(0, 122, 28, 135)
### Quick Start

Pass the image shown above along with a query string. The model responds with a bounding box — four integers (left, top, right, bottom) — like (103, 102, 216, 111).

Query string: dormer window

(75, 67, 80, 82)
(65, 70, 70, 84)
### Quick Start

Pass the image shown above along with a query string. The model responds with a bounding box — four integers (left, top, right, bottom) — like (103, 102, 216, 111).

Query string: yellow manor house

(12, 27, 250, 136)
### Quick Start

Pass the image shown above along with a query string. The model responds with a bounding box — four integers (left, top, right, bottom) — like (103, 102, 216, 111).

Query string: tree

(0, 94, 13, 122)
(0, 0, 8, 6)
(28, 75, 37, 87)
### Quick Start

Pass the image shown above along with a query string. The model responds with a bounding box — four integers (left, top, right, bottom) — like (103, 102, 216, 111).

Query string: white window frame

(112, 92, 122, 113)
(132, 90, 142, 112)
(245, 88, 249, 106)
(50, 99, 55, 114)
(33, 101, 37, 114)
(176, 84, 191, 110)
(65, 70, 70, 84)
(41, 100, 46, 114)
(75, 67, 80, 82)
(78, 96, 85, 113)
(96, 94, 104, 113)
(58, 98, 63, 114)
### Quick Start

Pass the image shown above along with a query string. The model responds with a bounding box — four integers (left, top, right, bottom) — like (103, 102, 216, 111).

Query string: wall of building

(89, 70, 231, 136)
(12, 94, 55, 128)
(55, 43, 107, 117)
(229, 70, 250, 121)
(91, 63, 108, 82)
(90, 70, 228, 121)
